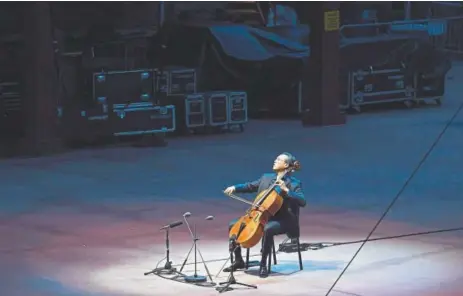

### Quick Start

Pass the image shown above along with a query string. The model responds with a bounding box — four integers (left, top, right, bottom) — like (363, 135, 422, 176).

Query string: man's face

(273, 154, 290, 171)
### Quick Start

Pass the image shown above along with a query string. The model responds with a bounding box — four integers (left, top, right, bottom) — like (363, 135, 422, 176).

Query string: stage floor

(1, 63, 463, 296)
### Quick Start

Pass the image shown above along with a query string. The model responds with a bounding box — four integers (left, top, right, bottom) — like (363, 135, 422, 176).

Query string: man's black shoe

(259, 265, 269, 278)
(223, 260, 245, 272)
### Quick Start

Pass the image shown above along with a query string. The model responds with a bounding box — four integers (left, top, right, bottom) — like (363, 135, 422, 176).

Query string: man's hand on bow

(224, 186, 236, 195)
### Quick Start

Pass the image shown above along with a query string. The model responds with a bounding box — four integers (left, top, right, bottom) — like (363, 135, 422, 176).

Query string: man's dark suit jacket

(234, 173, 306, 238)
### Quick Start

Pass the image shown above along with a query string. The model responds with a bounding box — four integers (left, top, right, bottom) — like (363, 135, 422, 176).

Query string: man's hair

(281, 152, 296, 166)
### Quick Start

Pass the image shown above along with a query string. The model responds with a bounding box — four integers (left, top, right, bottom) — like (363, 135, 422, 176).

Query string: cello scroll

(291, 160, 301, 172)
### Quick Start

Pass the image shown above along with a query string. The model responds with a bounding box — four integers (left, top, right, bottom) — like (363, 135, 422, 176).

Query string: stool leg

(297, 238, 303, 270)
(245, 248, 250, 269)
(272, 240, 277, 265)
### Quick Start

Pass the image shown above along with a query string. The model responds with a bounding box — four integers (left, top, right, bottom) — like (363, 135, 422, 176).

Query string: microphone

(159, 220, 183, 230)
(205, 215, 214, 221)
(183, 212, 192, 218)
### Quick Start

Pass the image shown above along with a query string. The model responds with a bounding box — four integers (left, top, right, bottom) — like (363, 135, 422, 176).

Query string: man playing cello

(223, 152, 306, 278)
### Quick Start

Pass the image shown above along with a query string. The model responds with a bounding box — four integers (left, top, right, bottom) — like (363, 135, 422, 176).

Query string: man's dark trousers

(228, 218, 288, 265)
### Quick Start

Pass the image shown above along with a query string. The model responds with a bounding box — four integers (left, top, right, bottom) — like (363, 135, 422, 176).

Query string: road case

(206, 92, 228, 127)
(228, 91, 248, 132)
(185, 93, 206, 129)
(349, 68, 415, 112)
(93, 69, 154, 105)
(110, 102, 176, 136)
(168, 68, 197, 96)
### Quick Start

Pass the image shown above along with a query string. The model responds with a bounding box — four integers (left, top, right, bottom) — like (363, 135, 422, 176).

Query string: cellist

(223, 152, 306, 278)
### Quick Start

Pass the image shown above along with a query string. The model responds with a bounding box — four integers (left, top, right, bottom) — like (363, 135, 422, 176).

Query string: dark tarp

(151, 22, 309, 88)
(151, 21, 450, 115)
(208, 24, 309, 61)
(153, 21, 441, 88)
(149, 22, 310, 115)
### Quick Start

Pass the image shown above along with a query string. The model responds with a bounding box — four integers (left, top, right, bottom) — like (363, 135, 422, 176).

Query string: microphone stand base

(217, 243, 257, 294)
(184, 275, 207, 283)
(216, 274, 257, 293)
(144, 262, 180, 276)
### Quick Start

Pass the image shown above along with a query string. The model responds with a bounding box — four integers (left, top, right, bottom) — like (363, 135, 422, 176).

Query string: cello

(225, 161, 301, 249)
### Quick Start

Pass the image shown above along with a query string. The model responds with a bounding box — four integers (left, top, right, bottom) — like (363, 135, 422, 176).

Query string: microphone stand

(144, 224, 182, 276)
(216, 237, 257, 293)
(180, 215, 214, 284)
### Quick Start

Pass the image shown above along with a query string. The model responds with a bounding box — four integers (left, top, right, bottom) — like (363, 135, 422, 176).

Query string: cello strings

(254, 170, 289, 206)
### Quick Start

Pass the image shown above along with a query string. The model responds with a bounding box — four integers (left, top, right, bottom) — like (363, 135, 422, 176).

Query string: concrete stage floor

(1, 63, 463, 296)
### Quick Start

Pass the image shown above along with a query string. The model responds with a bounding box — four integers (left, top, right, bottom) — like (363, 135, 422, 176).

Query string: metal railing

(339, 16, 463, 55)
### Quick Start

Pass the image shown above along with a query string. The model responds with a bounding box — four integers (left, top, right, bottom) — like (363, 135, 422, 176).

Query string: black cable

(325, 99, 463, 296)
(173, 226, 463, 268)
(305, 226, 463, 250)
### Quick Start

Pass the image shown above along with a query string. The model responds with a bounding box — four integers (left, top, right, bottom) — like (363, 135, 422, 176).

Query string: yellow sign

(324, 10, 340, 32)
